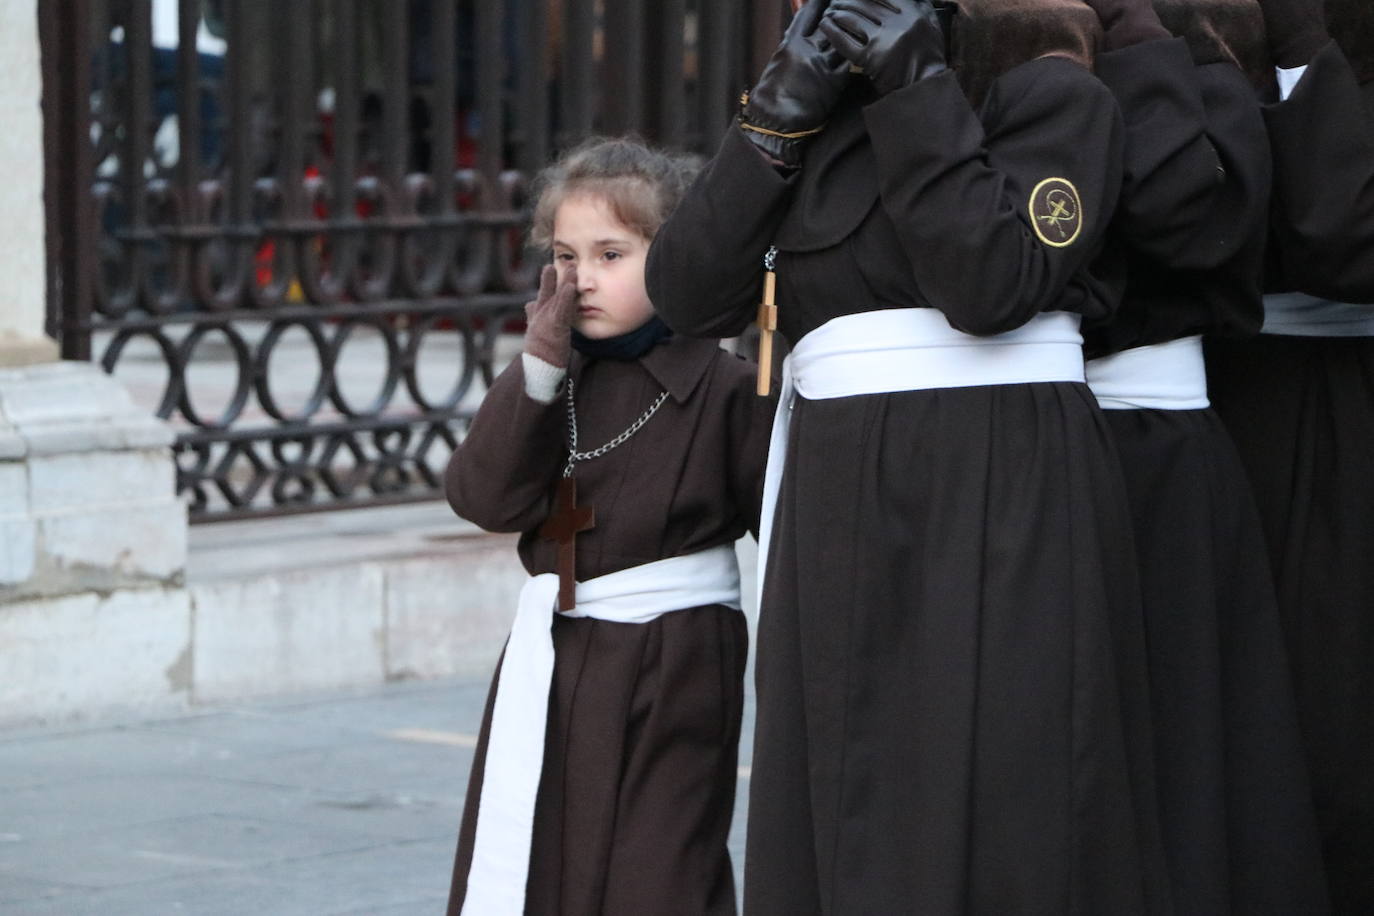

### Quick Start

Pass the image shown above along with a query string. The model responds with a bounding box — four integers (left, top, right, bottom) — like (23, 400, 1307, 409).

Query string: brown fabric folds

(948, 1, 1273, 100)
(1154, 0, 1270, 88)
(1328, 0, 1374, 84)
(947, 0, 1101, 107)
(772, 83, 881, 253)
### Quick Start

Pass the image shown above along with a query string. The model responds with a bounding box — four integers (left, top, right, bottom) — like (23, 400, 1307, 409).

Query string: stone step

(186, 501, 523, 705)
(1, 497, 759, 726)
(186, 501, 759, 705)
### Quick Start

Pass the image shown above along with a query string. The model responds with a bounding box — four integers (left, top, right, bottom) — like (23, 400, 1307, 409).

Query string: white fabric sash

(1085, 336, 1210, 410)
(1261, 292, 1374, 338)
(461, 544, 742, 916)
(757, 308, 1086, 606)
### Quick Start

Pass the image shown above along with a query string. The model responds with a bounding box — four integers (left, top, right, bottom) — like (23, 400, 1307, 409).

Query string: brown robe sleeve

(646, 127, 798, 339)
(1265, 40, 1374, 301)
(443, 357, 566, 533)
(859, 60, 1122, 336)
(1084, 37, 1271, 353)
(1096, 38, 1269, 269)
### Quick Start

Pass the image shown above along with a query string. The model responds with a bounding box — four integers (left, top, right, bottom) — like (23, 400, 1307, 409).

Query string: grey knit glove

(524, 265, 579, 370)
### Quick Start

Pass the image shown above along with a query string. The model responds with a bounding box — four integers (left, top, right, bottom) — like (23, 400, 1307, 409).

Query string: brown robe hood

(946, 0, 1269, 102)
(947, 0, 1101, 106)
(1154, 0, 1269, 87)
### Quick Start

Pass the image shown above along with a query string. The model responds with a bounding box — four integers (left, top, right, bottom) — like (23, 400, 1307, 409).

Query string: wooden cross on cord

(538, 477, 595, 611)
(756, 246, 778, 397)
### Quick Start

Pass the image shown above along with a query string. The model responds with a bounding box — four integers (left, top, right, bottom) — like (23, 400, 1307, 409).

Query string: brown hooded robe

(648, 3, 1173, 912)
(1086, 3, 1329, 912)
(1205, 3, 1374, 911)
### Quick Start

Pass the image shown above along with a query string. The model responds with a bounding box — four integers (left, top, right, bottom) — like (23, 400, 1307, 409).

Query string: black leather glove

(1256, 0, 1328, 68)
(818, 0, 947, 97)
(740, 0, 851, 169)
(1082, 0, 1171, 52)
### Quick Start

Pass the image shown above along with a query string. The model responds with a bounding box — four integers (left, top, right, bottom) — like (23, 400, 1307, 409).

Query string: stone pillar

(0, 364, 185, 599)
(0, 1, 57, 367)
(0, 4, 191, 724)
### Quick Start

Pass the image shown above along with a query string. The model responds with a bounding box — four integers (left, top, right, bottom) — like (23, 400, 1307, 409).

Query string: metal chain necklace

(562, 378, 670, 478)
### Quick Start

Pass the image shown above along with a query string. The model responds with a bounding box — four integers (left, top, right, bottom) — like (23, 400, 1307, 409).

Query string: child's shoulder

(702, 342, 758, 387)
(643, 335, 758, 405)
(713, 350, 765, 402)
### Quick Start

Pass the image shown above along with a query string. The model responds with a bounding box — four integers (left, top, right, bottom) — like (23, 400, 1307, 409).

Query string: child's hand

(524, 264, 580, 369)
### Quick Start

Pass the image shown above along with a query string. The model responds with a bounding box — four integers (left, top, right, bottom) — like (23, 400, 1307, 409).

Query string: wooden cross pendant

(538, 477, 595, 611)
(756, 256, 778, 397)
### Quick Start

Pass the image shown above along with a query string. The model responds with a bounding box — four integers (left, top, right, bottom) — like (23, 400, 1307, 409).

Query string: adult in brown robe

(1205, 0, 1374, 910)
(1082, 0, 1329, 911)
(648, 1, 1173, 912)
(444, 335, 773, 915)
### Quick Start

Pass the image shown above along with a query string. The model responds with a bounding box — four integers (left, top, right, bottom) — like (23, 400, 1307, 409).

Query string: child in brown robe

(443, 137, 774, 916)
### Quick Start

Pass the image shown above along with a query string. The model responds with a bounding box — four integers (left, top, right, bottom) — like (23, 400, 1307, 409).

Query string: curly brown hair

(528, 137, 701, 251)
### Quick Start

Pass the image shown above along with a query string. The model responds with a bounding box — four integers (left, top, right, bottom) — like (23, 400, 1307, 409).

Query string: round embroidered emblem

(1029, 177, 1083, 248)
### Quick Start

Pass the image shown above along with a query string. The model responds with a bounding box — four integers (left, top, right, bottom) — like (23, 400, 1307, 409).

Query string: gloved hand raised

(740, 0, 851, 168)
(818, 0, 947, 97)
(1255, 0, 1329, 68)
(524, 265, 579, 370)
(1082, 0, 1172, 51)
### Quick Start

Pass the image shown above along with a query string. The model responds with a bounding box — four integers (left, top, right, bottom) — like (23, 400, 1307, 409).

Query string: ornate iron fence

(41, 0, 781, 521)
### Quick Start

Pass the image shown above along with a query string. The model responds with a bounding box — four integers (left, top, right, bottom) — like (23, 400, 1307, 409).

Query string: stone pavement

(0, 677, 755, 914)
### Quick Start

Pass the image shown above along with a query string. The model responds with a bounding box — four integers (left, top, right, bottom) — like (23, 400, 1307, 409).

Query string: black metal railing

(41, 0, 780, 521)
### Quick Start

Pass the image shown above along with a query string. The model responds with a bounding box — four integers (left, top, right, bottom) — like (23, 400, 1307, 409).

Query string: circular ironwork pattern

(77, 1, 537, 519)
(97, 305, 516, 518)
(52, 0, 755, 519)
(174, 417, 465, 521)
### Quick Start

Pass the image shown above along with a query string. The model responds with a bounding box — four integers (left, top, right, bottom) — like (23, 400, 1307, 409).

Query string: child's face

(551, 194, 656, 340)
